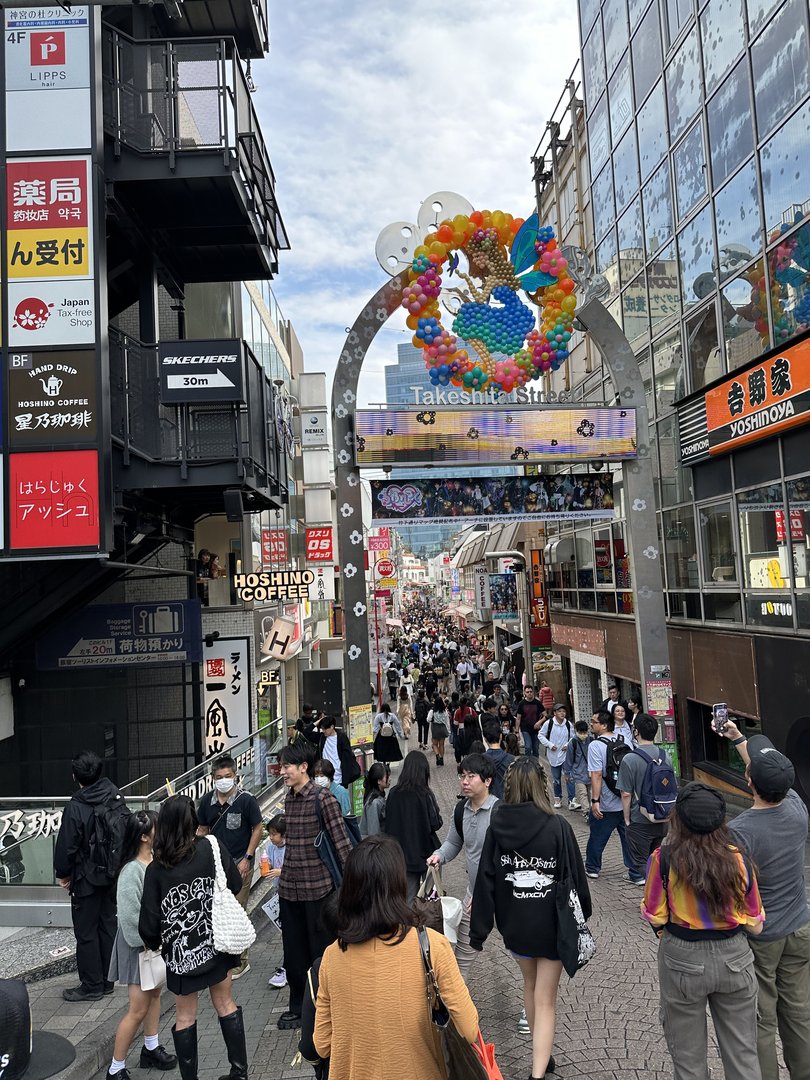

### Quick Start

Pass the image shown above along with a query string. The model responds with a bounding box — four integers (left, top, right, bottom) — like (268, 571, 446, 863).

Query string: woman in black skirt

(372, 702, 404, 764)
(139, 795, 246, 1080)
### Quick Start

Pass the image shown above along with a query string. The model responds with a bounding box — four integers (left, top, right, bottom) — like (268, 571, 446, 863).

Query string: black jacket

(599, 697, 629, 715)
(383, 786, 443, 874)
(317, 730, 361, 787)
(470, 803, 591, 958)
(53, 777, 123, 897)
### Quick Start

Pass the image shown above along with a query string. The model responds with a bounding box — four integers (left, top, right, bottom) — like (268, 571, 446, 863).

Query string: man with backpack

(538, 703, 577, 810)
(617, 713, 676, 885)
(481, 718, 514, 800)
(54, 750, 129, 1001)
(584, 711, 635, 879)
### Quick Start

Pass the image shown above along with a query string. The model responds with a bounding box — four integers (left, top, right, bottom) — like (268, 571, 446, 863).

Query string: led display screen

(353, 406, 637, 466)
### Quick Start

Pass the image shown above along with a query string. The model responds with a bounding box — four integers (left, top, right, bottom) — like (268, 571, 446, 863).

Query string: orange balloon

(437, 224, 454, 244)
(470, 211, 484, 226)
(511, 217, 525, 233)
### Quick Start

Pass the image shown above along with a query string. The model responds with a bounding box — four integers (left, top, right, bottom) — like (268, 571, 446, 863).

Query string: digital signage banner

(354, 406, 636, 466)
(489, 573, 518, 622)
(370, 474, 614, 526)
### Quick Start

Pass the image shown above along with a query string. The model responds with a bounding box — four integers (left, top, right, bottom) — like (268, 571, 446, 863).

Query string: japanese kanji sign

(261, 527, 289, 565)
(9, 449, 99, 549)
(7, 350, 96, 446)
(203, 637, 251, 758)
(7, 156, 91, 278)
(305, 527, 333, 562)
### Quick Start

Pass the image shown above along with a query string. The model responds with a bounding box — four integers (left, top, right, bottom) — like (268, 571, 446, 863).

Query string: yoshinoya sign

(678, 336, 810, 465)
(7, 349, 96, 445)
(233, 570, 315, 602)
(159, 339, 244, 404)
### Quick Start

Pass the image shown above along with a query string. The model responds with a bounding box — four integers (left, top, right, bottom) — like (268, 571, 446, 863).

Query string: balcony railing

(109, 327, 286, 495)
(102, 27, 288, 258)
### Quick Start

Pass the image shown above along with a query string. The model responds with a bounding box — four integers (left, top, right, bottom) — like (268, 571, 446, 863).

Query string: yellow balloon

(562, 295, 577, 313)
(429, 241, 447, 258)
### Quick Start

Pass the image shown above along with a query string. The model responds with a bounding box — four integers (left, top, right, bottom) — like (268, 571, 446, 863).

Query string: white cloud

(255, 2, 580, 408)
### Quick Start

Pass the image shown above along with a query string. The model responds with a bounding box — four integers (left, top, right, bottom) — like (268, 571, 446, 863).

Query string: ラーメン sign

(233, 570, 314, 602)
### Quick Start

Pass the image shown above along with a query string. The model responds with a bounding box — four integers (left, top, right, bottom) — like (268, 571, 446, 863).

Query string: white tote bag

(206, 836, 257, 955)
(138, 948, 166, 991)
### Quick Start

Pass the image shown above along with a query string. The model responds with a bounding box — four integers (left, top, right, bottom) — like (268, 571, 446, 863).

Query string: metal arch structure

(331, 259, 671, 718)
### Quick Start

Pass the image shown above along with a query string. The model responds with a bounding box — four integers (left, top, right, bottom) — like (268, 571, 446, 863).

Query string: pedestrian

(54, 749, 126, 1002)
(294, 703, 319, 749)
(611, 703, 636, 748)
(196, 754, 263, 980)
(452, 696, 477, 764)
(275, 742, 352, 1030)
(515, 685, 543, 757)
(584, 711, 635, 880)
(641, 783, 765, 1080)
(372, 703, 404, 764)
(496, 701, 516, 739)
(471, 756, 591, 1080)
(564, 720, 592, 817)
(598, 684, 628, 715)
(427, 753, 498, 980)
(428, 695, 451, 766)
(721, 721, 810, 1080)
(264, 815, 288, 991)
(538, 680, 555, 717)
(297, 895, 339, 1080)
(538, 704, 577, 810)
(315, 715, 362, 791)
(359, 762, 390, 838)
(383, 750, 443, 901)
(481, 718, 515, 800)
(617, 712, 671, 885)
(396, 687, 414, 741)
(386, 661, 401, 703)
(105, 810, 176, 1079)
(313, 759, 352, 817)
(455, 656, 470, 695)
(313, 835, 479, 1079)
(414, 688, 431, 751)
(139, 795, 248, 1080)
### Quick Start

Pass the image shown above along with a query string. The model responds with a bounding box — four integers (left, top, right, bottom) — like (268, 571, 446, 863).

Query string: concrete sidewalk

(24, 733, 790, 1080)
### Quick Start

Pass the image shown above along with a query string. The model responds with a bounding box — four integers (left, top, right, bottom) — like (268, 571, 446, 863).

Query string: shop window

(674, 121, 707, 221)
(614, 533, 633, 589)
(699, 501, 737, 582)
(678, 205, 716, 311)
(761, 100, 810, 237)
(592, 163, 616, 243)
(580, 591, 597, 612)
(768, 221, 810, 346)
(787, 477, 810, 591)
(796, 592, 810, 630)
(738, 484, 788, 588)
(633, 1, 663, 104)
(617, 590, 635, 613)
(703, 593, 743, 621)
(597, 592, 618, 614)
(751, 0, 810, 140)
(648, 250, 681, 340)
(666, 26, 700, 141)
(589, 90, 611, 175)
(643, 163, 674, 259)
(699, 0, 744, 95)
(668, 591, 703, 618)
(693, 454, 731, 499)
(609, 54, 634, 142)
(707, 61, 754, 187)
(664, 509, 699, 587)
(637, 81, 668, 180)
(613, 124, 639, 214)
(721, 265, 766, 371)
(603, 0, 630, 76)
(583, 13, 607, 109)
(594, 527, 615, 586)
(686, 302, 722, 391)
(735, 439, 780, 486)
(783, 427, 810, 477)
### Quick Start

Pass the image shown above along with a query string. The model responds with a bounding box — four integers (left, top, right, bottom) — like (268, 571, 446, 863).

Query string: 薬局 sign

(261, 527, 288, 565)
(9, 449, 99, 549)
(158, 339, 244, 404)
(7, 349, 96, 446)
(305, 527, 333, 562)
(35, 600, 203, 669)
(7, 156, 92, 280)
(203, 637, 251, 758)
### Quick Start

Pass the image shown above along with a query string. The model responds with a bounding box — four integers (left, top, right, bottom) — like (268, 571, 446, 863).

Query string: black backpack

(598, 735, 633, 795)
(415, 698, 430, 723)
(87, 793, 131, 886)
(488, 751, 513, 800)
(543, 718, 574, 744)
(454, 798, 466, 840)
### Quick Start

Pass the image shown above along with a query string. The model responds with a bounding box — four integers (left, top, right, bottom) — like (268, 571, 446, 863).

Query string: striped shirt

(642, 845, 765, 935)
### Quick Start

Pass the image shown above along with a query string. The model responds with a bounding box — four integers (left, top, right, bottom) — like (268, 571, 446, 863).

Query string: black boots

(139, 1045, 178, 1070)
(218, 1006, 248, 1080)
(172, 1024, 198, 1080)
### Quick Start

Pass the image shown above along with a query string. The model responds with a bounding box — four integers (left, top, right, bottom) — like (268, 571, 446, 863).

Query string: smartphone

(711, 702, 729, 733)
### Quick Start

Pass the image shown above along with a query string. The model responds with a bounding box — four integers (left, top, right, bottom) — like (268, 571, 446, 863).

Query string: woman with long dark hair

(105, 810, 176, 1079)
(427, 694, 450, 766)
(139, 795, 246, 1080)
(452, 696, 477, 764)
(359, 762, 390, 837)
(383, 751, 443, 901)
(372, 702, 404, 764)
(471, 756, 591, 1080)
(313, 835, 478, 1079)
(641, 783, 765, 1080)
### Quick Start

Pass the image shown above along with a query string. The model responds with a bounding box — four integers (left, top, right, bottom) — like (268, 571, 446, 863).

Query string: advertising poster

(489, 573, 518, 622)
(7, 156, 92, 280)
(348, 703, 373, 746)
(9, 448, 99, 549)
(203, 637, 251, 759)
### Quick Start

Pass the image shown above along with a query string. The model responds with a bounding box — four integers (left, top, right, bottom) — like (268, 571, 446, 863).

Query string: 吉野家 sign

(203, 637, 250, 758)
(305, 527, 333, 562)
(158, 339, 244, 404)
(7, 349, 96, 446)
(35, 600, 203, 669)
(233, 570, 315, 602)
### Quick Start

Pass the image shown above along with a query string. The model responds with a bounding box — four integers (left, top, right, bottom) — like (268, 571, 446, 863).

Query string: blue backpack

(631, 746, 678, 821)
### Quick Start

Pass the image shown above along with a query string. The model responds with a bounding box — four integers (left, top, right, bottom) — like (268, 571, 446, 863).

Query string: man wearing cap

(720, 719, 810, 1080)
(538, 703, 578, 810)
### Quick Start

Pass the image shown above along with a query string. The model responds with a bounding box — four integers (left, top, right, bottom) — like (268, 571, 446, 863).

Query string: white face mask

(214, 777, 235, 794)
(314, 775, 330, 788)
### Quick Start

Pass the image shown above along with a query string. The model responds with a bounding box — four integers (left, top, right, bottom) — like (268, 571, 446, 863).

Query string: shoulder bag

(552, 818, 596, 977)
(138, 947, 166, 991)
(206, 836, 257, 955)
(313, 790, 346, 888)
(417, 927, 503, 1080)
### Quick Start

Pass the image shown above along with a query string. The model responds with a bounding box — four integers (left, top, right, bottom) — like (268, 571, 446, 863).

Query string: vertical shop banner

(9, 449, 99, 549)
(473, 563, 491, 612)
(530, 548, 549, 627)
(305, 527, 333, 562)
(450, 568, 460, 597)
(261, 527, 289, 566)
(203, 637, 251, 758)
(488, 573, 518, 622)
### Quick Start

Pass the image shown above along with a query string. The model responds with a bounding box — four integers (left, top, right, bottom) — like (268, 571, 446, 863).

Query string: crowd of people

(48, 598, 810, 1080)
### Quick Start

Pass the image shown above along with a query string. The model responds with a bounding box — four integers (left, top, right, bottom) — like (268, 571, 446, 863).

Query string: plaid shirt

(278, 780, 352, 902)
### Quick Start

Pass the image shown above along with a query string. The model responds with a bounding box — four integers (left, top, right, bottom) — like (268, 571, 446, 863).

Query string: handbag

(138, 948, 166, 991)
(552, 818, 596, 978)
(417, 927, 503, 1080)
(413, 865, 445, 933)
(314, 790, 346, 888)
(206, 836, 257, 956)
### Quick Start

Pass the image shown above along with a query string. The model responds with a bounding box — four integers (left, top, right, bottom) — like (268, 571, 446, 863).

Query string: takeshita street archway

(332, 193, 670, 735)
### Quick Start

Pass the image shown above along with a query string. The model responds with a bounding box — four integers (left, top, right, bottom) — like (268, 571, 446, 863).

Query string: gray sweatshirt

(116, 858, 147, 948)
(433, 794, 498, 894)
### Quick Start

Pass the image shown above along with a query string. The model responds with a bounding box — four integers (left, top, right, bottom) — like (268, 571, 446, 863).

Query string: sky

(254, 2, 581, 406)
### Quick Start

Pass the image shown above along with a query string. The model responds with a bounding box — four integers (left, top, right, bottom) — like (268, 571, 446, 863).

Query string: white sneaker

(516, 1008, 530, 1034)
(269, 967, 287, 988)
(568, 800, 581, 810)
(553, 799, 562, 809)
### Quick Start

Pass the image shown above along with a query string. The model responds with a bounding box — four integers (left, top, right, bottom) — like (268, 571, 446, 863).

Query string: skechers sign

(159, 338, 244, 404)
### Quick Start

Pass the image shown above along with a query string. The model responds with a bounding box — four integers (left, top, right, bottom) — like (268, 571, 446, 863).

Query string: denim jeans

(549, 763, 575, 801)
(521, 729, 540, 757)
(584, 809, 634, 873)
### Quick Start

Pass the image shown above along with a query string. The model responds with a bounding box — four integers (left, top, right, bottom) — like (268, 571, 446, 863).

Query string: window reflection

(714, 159, 761, 258)
(637, 82, 668, 179)
(592, 163, 616, 242)
(643, 163, 674, 257)
(760, 99, 810, 235)
(588, 93, 611, 174)
(613, 124, 639, 213)
(707, 61, 754, 187)
(609, 54, 634, 141)
(746, 0, 778, 35)
(674, 120, 707, 220)
(700, 0, 744, 95)
(699, 502, 737, 582)
(580, 0, 600, 39)
(623, 277, 649, 343)
(767, 220, 810, 344)
(618, 196, 643, 280)
(751, 0, 810, 139)
(603, 0, 630, 76)
(583, 14, 607, 109)
(666, 0, 693, 44)
(664, 509, 699, 587)
(653, 328, 683, 415)
(660, 414, 694, 503)
(648, 242, 680, 333)
(721, 262, 768, 369)
(678, 205, 716, 309)
(666, 26, 701, 141)
(633, 1, 663, 104)
(788, 478, 810, 591)
(738, 484, 789, 588)
(685, 303, 722, 392)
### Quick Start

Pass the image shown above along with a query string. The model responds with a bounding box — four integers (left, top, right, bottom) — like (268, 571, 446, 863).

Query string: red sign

(30, 32, 66, 66)
(374, 589, 392, 598)
(775, 509, 805, 542)
(375, 558, 395, 578)
(7, 157, 89, 229)
(9, 449, 99, 550)
(595, 540, 612, 569)
(305, 527, 333, 562)
(261, 528, 288, 564)
(368, 535, 390, 552)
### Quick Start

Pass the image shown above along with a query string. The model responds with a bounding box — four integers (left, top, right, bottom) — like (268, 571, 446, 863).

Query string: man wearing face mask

(197, 755, 263, 979)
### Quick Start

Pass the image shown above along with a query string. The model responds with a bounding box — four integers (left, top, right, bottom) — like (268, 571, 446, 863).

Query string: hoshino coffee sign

(233, 570, 314, 602)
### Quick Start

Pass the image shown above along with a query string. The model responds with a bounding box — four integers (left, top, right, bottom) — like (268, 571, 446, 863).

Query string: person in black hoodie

(383, 750, 443, 901)
(471, 756, 591, 1080)
(54, 749, 125, 1002)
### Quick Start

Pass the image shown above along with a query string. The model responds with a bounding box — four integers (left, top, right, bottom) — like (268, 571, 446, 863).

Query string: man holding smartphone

(716, 718, 810, 1080)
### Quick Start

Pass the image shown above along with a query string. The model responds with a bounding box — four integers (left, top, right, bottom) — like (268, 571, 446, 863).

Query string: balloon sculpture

(399, 211, 576, 392)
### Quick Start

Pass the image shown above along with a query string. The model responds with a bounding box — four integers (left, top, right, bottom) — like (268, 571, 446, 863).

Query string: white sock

(143, 1034, 160, 1051)
(108, 1058, 126, 1075)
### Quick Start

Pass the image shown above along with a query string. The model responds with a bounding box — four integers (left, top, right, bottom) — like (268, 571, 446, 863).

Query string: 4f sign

(30, 32, 66, 65)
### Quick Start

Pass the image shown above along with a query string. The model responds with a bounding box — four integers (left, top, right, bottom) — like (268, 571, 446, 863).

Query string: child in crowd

(265, 814, 287, 990)
(565, 719, 593, 816)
